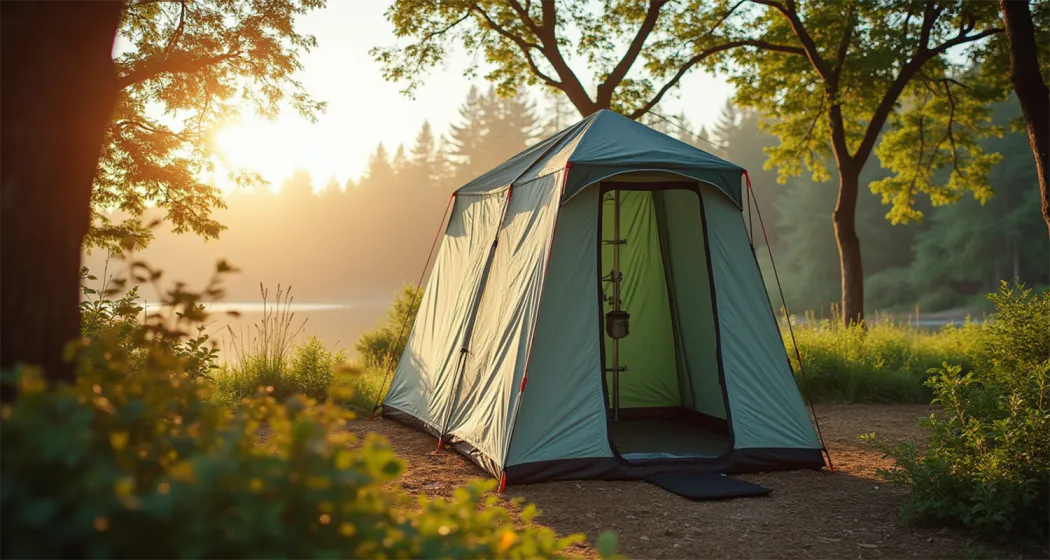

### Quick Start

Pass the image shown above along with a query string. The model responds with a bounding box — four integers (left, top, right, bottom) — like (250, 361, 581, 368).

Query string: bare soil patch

(348, 404, 1035, 559)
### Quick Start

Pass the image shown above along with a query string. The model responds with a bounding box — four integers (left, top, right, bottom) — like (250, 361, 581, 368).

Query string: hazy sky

(213, 2, 736, 189)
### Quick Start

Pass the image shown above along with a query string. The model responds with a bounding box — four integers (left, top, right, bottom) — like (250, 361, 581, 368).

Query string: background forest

(84, 86, 1049, 353)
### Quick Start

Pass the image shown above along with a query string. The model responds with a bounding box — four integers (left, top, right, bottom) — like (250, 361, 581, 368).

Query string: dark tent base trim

(383, 406, 823, 486)
(503, 447, 824, 485)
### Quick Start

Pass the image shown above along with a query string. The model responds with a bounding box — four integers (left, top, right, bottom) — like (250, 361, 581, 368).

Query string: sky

(212, 2, 736, 190)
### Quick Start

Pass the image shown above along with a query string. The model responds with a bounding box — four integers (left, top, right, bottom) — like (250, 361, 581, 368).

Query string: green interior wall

(656, 190, 726, 419)
(601, 190, 680, 408)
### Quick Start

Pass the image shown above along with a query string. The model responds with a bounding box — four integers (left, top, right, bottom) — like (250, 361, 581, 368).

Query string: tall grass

(785, 310, 987, 403)
(212, 285, 351, 407)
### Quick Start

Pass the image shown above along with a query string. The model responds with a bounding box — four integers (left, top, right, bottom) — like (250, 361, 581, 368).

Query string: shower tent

(380, 109, 825, 487)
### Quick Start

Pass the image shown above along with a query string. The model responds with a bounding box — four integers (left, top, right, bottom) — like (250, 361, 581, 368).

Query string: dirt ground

(348, 405, 1041, 559)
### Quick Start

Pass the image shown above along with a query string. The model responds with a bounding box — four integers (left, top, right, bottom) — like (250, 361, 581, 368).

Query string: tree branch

(941, 79, 961, 172)
(628, 38, 802, 120)
(793, 94, 826, 163)
(596, 0, 669, 108)
(917, 1, 940, 51)
(471, 7, 558, 88)
(506, 0, 541, 36)
(831, 2, 854, 79)
(411, 13, 471, 76)
(751, 0, 831, 80)
(927, 27, 1002, 58)
(854, 17, 1001, 164)
(117, 51, 242, 89)
(537, 0, 595, 113)
(162, 0, 187, 58)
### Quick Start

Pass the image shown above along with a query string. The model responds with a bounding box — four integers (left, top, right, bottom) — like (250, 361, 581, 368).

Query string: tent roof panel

(454, 110, 744, 206)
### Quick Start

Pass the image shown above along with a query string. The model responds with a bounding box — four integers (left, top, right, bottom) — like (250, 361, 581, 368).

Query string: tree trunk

(834, 165, 864, 327)
(0, 1, 124, 396)
(1000, 0, 1050, 236)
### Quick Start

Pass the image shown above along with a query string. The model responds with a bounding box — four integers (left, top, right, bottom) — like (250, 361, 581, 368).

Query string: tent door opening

(599, 182, 732, 462)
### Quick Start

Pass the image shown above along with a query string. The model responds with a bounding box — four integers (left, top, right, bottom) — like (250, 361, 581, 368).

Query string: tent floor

(610, 418, 730, 461)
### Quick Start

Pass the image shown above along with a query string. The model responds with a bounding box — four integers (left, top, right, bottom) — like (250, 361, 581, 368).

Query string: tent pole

(612, 189, 621, 422)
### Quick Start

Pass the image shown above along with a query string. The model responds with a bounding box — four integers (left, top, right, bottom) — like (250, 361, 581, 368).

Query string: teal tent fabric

(383, 109, 823, 486)
(700, 183, 820, 450)
(506, 186, 613, 466)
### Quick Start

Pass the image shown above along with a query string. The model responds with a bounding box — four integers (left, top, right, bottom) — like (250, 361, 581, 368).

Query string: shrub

(355, 285, 422, 370)
(869, 284, 1050, 542)
(80, 263, 220, 380)
(213, 336, 349, 407)
(2, 269, 592, 559)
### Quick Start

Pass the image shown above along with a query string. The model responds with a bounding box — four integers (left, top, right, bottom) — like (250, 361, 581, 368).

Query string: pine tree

(432, 134, 454, 187)
(281, 168, 314, 199)
(410, 121, 436, 165)
(323, 175, 341, 195)
(540, 91, 575, 136)
(449, 85, 488, 183)
(713, 101, 781, 246)
(391, 144, 409, 177)
(475, 88, 536, 171)
(362, 143, 395, 187)
(448, 86, 538, 184)
(409, 120, 441, 184)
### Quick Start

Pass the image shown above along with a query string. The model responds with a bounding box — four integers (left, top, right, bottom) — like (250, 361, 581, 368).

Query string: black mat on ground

(644, 473, 772, 500)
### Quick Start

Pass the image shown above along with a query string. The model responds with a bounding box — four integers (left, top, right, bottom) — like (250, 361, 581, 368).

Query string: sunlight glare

(212, 120, 303, 194)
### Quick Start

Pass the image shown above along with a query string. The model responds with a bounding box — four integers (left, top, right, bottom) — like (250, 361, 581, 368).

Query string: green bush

(788, 312, 986, 403)
(80, 265, 220, 380)
(213, 335, 349, 407)
(869, 284, 1049, 542)
(1, 270, 593, 559)
(355, 285, 422, 370)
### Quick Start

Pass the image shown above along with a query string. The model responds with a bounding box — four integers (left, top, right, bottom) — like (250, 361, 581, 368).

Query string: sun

(214, 122, 269, 170)
(209, 115, 343, 194)
(212, 120, 295, 192)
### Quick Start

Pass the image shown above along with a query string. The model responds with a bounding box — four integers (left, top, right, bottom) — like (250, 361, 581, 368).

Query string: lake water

(170, 301, 391, 357)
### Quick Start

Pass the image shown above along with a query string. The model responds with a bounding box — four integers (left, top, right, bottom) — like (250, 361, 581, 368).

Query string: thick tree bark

(833, 165, 864, 326)
(1, 1, 124, 396)
(1000, 0, 1050, 236)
